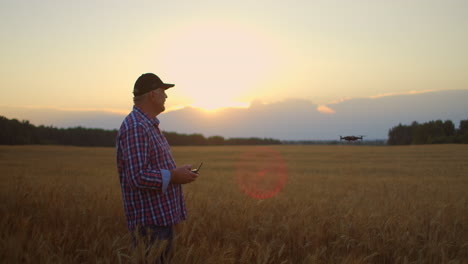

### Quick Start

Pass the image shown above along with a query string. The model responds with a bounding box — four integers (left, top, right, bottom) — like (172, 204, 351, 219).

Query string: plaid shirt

(116, 106, 187, 231)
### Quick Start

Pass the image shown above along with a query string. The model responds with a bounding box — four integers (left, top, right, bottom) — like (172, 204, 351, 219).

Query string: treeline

(0, 116, 281, 146)
(0, 116, 118, 146)
(283, 140, 387, 145)
(164, 132, 281, 146)
(388, 119, 468, 145)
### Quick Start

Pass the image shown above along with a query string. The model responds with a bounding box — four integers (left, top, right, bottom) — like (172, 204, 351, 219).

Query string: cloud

(0, 105, 126, 130)
(159, 89, 468, 140)
(367, 89, 441, 99)
(2, 89, 467, 140)
(317, 105, 336, 114)
(328, 89, 454, 106)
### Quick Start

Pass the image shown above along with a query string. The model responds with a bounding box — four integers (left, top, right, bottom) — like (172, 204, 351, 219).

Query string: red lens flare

(235, 146, 287, 199)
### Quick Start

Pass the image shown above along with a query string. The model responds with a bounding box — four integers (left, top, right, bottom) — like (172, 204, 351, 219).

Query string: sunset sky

(1, 0, 467, 118)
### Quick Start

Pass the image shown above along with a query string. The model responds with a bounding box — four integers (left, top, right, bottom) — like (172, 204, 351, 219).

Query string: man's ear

(149, 90, 156, 99)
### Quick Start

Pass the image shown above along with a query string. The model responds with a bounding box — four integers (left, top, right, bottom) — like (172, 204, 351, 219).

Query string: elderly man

(116, 73, 199, 262)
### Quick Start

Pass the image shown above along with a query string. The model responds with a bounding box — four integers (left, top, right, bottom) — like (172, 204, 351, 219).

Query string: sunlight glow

(368, 89, 440, 99)
(156, 21, 284, 111)
(191, 100, 249, 112)
(317, 105, 336, 114)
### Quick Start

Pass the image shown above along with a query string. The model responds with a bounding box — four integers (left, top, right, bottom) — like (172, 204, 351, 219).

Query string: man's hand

(170, 165, 199, 184)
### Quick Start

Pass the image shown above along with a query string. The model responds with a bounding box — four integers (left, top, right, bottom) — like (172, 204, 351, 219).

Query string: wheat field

(0, 145, 467, 263)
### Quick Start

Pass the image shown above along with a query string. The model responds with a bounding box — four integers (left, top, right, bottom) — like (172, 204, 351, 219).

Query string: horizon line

(1, 88, 466, 118)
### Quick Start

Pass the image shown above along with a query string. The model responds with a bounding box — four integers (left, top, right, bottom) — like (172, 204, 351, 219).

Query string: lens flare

(235, 146, 287, 199)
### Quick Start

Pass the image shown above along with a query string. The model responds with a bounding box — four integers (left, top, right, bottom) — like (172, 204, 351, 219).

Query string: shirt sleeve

(121, 124, 164, 191)
(161, 169, 171, 193)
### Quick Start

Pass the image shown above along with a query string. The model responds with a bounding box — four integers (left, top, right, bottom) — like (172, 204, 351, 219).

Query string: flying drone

(339, 135, 365, 142)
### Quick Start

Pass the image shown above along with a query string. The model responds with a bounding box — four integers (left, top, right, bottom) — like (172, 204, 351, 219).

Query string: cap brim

(162, 83, 175, 89)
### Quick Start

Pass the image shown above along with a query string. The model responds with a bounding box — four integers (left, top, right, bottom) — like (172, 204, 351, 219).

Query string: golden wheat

(0, 145, 467, 263)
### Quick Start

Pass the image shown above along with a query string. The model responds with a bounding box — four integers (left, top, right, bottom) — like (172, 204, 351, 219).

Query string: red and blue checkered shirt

(116, 106, 187, 231)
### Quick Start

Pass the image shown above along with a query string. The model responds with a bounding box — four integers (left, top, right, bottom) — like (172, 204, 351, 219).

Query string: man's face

(150, 87, 168, 113)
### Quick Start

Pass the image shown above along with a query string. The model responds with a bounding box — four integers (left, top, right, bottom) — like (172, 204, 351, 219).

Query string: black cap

(133, 73, 175, 96)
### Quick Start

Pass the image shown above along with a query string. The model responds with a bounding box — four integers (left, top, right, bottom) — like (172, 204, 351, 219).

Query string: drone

(340, 135, 365, 142)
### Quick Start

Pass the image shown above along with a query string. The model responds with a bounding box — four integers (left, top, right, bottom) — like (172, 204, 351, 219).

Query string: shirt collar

(133, 105, 160, 127)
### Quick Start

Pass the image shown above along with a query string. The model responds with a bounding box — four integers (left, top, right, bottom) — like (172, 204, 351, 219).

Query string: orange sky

(1, 0, 467, 119)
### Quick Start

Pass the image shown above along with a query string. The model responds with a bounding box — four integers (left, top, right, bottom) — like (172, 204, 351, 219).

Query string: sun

(154, 21, 284, 112)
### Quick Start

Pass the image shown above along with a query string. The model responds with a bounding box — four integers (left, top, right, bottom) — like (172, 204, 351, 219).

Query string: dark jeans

(132, 225, 174, 264)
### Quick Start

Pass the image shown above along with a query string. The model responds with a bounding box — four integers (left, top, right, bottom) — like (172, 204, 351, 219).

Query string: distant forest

(388, 119, 468, 145)
(0, 116, 281, 147)
(2, 116, 467, 146)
